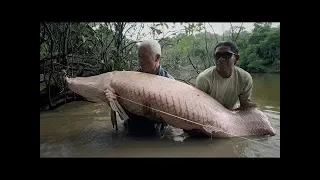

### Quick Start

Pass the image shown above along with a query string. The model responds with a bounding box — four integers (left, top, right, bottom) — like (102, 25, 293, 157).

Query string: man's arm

(195, 74, 209, 95)
(237, 75, 257, 110)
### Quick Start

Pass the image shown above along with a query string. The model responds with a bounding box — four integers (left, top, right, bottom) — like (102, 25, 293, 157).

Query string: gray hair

(137, 39, 161, 56)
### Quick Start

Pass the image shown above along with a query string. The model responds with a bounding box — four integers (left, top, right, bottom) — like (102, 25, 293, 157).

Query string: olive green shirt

(195, 66, 253, 110)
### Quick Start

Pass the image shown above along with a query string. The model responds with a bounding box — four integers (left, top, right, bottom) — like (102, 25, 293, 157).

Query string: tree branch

(234, 23, 244, 43)
(188, 56, 200, 74)
(123, 23, 136, 37)
(136, 23, 144, 40)
(122, 41, 138, 50)
(230, 23, 234, 41)
(44, 22, 55, 42)
(207, 23, 219, 44)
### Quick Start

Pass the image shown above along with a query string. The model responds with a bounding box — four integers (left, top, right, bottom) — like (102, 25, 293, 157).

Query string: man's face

(214, 46, 239, 74)
(138, 45, 159, 74)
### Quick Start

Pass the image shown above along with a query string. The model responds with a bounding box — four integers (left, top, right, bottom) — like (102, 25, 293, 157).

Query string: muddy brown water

(40, 73, 280, 157)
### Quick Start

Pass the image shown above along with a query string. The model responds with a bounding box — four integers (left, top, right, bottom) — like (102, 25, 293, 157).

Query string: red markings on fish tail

(153, 93, 157, 107)
(133, 88, 138, 98)
(196, 102, 200, 123)
(128, 89, 133, 97)
(204, 105, 209, 125)
(171, 96, 177, 115)
(165, 93, 169, 113)
(177, 98, 182, 116)
(194, 102, 200, 124)
(142, 87, 146, 101)
(184, 101, 190, 121)
(148, 91, 152, 102)
(199, 104, 204, 125)
(158, 93, 162, 109)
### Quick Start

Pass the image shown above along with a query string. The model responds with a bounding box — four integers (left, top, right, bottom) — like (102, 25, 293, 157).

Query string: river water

(40, 73, 280, 157)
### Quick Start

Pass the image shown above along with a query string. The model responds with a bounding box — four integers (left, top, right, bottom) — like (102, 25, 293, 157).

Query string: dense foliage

(40, 22, 280, 110)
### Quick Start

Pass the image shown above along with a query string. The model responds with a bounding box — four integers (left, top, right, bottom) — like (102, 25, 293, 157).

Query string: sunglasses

(214, 52, 237, 59)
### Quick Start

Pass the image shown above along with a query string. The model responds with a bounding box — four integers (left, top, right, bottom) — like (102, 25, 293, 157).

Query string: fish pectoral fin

(110, 109, 118, 131)
(109, 100, 129, 121)
(203, 125, 221, 134)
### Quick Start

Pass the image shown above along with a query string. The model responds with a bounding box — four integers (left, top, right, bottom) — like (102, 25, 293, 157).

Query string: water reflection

(40, 74, 280, 158)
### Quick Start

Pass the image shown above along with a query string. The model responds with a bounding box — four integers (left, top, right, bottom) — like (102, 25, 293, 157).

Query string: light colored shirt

(195, 66, 253, 110)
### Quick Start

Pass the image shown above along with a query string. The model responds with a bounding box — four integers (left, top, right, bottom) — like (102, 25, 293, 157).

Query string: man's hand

(104, 88, 117, 102)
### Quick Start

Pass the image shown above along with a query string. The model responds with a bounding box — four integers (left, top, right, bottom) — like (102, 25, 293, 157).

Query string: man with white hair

(111, 39, 174, 137)
(137, 39, 174, 78)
